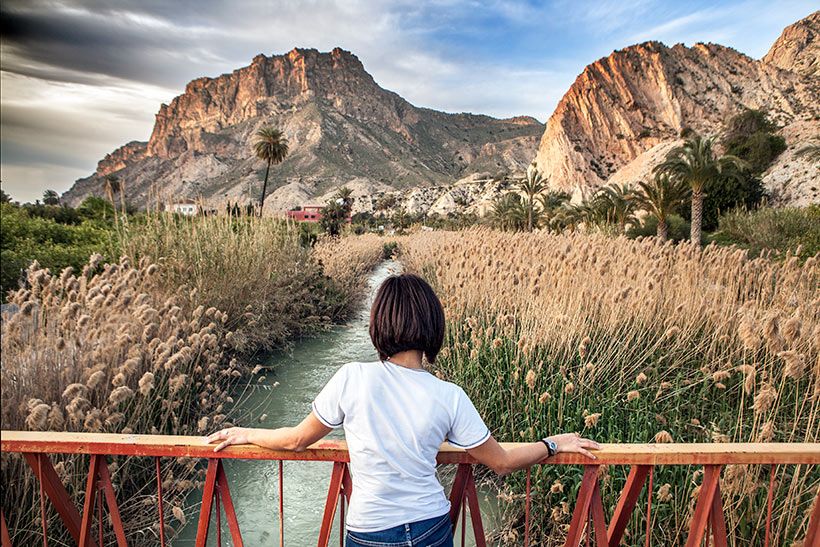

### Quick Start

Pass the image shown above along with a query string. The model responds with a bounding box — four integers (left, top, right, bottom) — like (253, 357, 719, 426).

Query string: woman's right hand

(547, 432, 600, 459)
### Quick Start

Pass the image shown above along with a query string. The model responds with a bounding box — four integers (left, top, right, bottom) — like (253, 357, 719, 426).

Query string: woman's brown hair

(369, 273, 445, 364)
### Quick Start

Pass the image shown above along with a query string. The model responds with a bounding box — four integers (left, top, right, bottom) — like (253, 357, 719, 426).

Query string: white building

(170, 200, 198, 216)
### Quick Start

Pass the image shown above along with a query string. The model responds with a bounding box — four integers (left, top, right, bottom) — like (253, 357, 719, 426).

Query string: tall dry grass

(0, 218, 386, 544)
(399, 228, 819, 546)
(116, 214, 357, 353)
(0, 254, 241, 544)
(313, 233, 386, 313)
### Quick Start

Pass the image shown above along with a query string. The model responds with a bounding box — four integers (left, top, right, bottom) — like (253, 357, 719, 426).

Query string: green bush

(382, 241, 398, 259)
(677, 172, 765, 231)
(712, 205, 820, 259)
(627, 214, 691, 242)
(723, 109, 787, 174)
(0, 203, 114, 300)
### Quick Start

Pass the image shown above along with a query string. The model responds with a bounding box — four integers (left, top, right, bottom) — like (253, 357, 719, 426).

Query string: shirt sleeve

(311, 365, 348, 428)
(447, 386, 491, 449)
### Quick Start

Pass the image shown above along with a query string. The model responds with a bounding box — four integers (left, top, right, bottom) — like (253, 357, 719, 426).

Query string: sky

(1, 0, 816, 203)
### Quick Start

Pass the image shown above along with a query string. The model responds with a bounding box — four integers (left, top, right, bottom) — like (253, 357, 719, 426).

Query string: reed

(1, 254, 240, 543)
(115, 213, 359, 353)
(313, 233, 386, 314)
(0, 219, 384, 544)
(399, 228, 819, 546)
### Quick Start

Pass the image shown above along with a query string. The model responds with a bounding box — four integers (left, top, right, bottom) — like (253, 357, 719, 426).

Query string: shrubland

(400, 228, 819, 546)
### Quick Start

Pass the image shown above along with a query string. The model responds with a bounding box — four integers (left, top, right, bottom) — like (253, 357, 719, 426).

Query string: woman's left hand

(547, 432, 600, 459)
(207, 427, 253, 452)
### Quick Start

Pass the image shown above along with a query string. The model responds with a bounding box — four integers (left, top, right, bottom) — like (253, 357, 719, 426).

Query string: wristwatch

(541, 437, 558, 457)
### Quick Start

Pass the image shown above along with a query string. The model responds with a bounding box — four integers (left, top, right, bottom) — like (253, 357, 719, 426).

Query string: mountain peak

(62, 47, 543, 210)
(763, 10, 819, 77)
(535, 27, 818, 195)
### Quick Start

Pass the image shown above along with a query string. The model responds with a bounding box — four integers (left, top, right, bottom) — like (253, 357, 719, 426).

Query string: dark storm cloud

(2, 0, 817, 204)
(0, 1, 235, 87)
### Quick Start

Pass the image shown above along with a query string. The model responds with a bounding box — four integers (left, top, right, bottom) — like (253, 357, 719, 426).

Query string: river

(174, 260, 497, 546)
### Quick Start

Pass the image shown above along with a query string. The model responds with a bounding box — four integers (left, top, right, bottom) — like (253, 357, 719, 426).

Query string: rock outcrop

(62, 48, 543, 211)
(534, 11, 820, 205)
(764, 11, 819, 78)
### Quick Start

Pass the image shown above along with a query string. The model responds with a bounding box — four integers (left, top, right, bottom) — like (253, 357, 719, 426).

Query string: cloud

(1, 0, 817, 202)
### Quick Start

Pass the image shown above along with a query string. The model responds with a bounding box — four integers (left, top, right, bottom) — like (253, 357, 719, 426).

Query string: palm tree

(596, 183, 637, 234)
(634, 174, 689, 241)
(104, 175, 120, 208)
(320, 200, 346, 236)
(391, 208, 411, 233)
(253, 126, 289, 216)
(536, 190, 570, 232)
(42, 189, 60, 206)
(491, 193, 527, 232)
(654, 134, 746, 245)
(551, 203, 586, 232)
(335, 186, 355, 212)
(519, 162, 548, 231)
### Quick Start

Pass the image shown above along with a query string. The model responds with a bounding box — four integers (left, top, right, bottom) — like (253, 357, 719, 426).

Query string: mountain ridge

(62, 47, 543, 211)
(533, 26, 819, 202)
(64, 13, 820, 213)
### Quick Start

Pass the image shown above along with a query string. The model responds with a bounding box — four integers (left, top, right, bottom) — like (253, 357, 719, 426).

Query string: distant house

(286, 205, 324, 222)
(170, 200, 198, 216)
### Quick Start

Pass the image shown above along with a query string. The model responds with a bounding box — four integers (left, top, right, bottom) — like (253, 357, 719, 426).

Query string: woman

(208, 273, 598, 546)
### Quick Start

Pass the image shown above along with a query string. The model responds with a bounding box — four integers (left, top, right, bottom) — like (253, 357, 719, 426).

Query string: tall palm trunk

(258, 159, 271, 217)
(657, 217, 668, 241)
(690, 189, 703, 245)
(527, 200, 533, 232)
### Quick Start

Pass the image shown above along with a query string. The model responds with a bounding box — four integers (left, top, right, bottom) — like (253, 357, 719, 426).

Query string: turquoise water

(173, 260, 497, 546)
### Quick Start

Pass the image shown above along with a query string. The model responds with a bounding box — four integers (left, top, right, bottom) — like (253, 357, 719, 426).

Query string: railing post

(463, 467, 486, 547)
(195, 459, 243, 547)
(764, 465, 776, 547)
(448, 464, 486, 547)
(38, 454, 48, 547)
(2, 509, 12, 547)
(22, 453, 96, 547)
(685, 465, 727, 547)
(278, 460, 284, 547)
(607, 465, 650, 546)
(317, 462, 351, 547)
(155, 458, 166, 547)
(196, 458, 219, 546)
(564, 465, 607, 547)
(79, 454, 127, 547)
(215, 461, 242, 545)
(805, 490, 820, 547)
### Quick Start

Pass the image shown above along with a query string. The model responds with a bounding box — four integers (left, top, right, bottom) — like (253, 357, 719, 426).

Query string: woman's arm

(207, 412, 332, 452)
(466, 433, 599, 476)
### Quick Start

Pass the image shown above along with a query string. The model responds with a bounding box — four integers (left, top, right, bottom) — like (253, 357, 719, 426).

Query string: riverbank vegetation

(1, 254, 240, 542)
(313, 232, 386, 314)
(115, 212, 366, 354)
(0, 209, 385, 544)
(0, 199, 117, 300)
(400, 229, 819, 545)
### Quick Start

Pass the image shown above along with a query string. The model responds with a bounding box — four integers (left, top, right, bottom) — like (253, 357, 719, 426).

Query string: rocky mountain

(764, 11, 819, 78)
(62, 48, 543, 211)
(534, 11, 820, 205)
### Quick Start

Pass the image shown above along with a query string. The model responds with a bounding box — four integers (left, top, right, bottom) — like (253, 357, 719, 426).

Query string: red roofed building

(286, 205, 324, 222)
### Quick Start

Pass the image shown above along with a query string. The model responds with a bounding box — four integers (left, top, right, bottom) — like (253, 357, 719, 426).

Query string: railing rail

(2, 431, 819, 547)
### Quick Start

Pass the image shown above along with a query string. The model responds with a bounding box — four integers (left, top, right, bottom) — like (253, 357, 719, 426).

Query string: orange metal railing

(2, 431, 819, 547)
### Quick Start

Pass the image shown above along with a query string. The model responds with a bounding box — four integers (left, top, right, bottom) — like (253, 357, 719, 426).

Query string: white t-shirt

(311, 360, 491, 532)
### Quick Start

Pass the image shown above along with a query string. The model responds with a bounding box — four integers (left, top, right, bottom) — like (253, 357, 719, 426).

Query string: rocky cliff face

(534, 11, 820, 204)
(764, 11, 819, 78)
(62, 48, 543, 210)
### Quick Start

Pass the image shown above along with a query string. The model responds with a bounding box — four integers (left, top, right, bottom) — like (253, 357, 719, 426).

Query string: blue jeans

(346, 512, 453, 547)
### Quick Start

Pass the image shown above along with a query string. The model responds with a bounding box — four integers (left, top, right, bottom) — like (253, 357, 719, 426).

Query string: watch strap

(540, 438, 556, 457)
